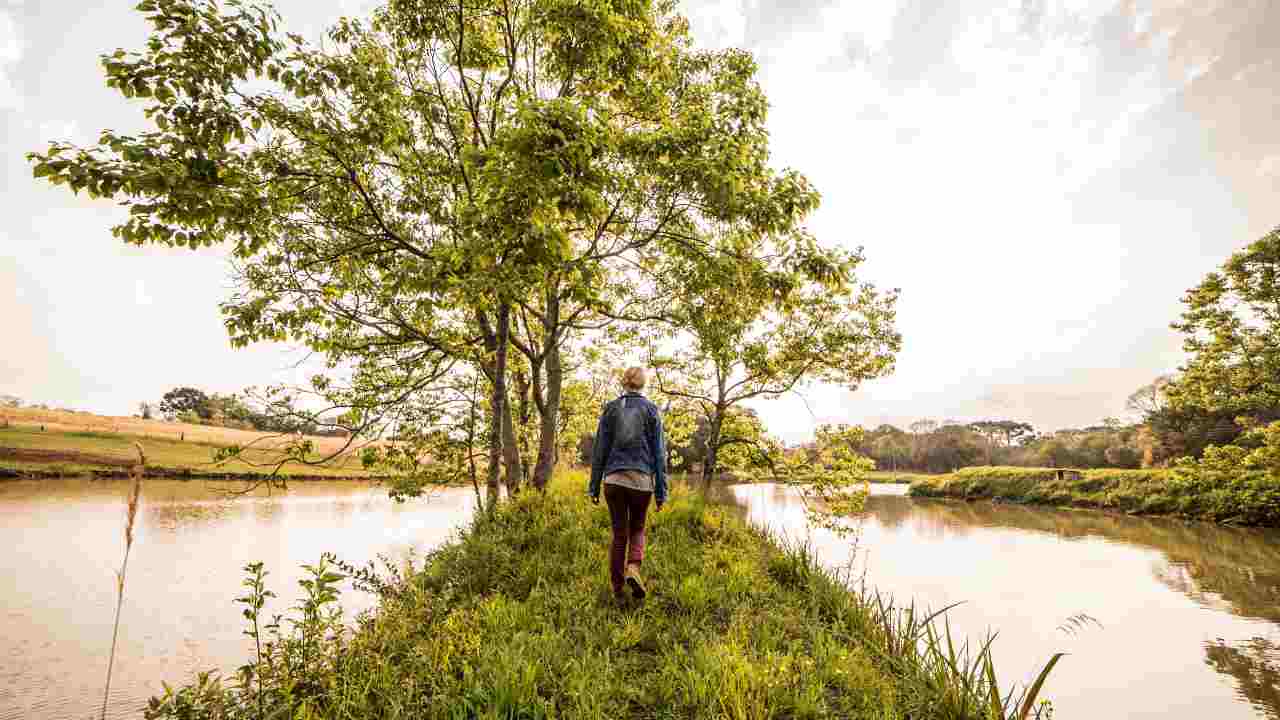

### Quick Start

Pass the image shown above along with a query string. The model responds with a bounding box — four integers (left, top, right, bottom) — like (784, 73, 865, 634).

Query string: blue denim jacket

(589, 392, 668, 505)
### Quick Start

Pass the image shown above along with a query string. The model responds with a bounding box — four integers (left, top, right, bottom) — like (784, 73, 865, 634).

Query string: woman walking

(588, 367, 668, 603)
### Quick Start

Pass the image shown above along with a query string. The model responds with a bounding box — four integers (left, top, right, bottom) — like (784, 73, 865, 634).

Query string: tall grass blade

(983, 648, 1005, 719)
(1016, 652, 1066, 720)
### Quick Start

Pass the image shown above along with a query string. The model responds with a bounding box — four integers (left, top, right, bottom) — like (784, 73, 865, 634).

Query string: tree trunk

(483, 304, 513, 509)
(501, 387, 523, 495)
(701, 409, 724, 492)
(531, 285, 563, 491)
(467, 372, 484, 513)
(532, 338, 562, 490)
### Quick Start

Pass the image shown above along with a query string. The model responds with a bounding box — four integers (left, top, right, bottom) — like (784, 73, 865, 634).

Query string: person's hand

(654, 502, 664, 513)
(591, 494, 600, 505)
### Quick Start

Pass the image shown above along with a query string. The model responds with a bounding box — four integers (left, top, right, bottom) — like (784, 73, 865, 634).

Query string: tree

(1126, 375, 1173, 420)
(159, 387, 211, 420)
(30, 0, 814, 500)
(651, 232, 899, 487)
(138, 402, 154, 420)
(968, 421, 1005, 465)
(1037, 438, 1074, 468)
(1168, 227, 1280, 422)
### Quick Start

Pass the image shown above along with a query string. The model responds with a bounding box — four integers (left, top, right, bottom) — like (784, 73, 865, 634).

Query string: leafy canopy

(1168, 227, 1280, 418)
(28, 0, 824, 485)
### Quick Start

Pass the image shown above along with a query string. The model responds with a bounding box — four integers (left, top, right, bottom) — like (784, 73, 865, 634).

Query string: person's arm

(589, 404, 611, 499)
(651, 405, 667, 507)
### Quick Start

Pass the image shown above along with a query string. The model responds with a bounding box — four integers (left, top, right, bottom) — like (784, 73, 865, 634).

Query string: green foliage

(856, 420, 1154, 473)
(649, 230, 900, 485)
(142, 472, 1057, 719)
(29, 0, 834, 496)
(910, 464, 1280, 526)
(771, 424, 871, 535)
(1166, 421, 1280, 525)
(1168, 227, 1280, 420)
(160, 387, 211, 420)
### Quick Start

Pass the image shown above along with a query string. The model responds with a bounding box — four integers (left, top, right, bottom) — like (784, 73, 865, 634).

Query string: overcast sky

(2, 0, 1277, 440)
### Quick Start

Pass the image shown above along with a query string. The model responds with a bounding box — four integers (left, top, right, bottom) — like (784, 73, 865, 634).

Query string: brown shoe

(624, 563, 646, 600)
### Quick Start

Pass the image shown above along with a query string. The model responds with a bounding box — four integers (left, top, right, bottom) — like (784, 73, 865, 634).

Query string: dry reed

(100, 442, 144, 720)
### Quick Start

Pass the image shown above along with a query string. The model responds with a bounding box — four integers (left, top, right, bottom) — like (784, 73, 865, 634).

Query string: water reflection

(0, 478, 475, 720)
(717, 484, 1280, 720)
(895, 496, 1280, 626)
(1206, 638, 1280, 719)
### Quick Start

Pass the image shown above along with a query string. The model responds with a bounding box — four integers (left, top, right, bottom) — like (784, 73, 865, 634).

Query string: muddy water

(0, 479, 476, 720)
(722, 484, 1280, 720)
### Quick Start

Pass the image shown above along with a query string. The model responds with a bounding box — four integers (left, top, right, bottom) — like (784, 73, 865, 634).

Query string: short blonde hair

(622, 367, 647, 391)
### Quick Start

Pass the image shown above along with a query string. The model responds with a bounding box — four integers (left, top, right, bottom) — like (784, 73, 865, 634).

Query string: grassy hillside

(910, 466, 1280, 526)
(0, 407, 373, 478)
(144, 473, 1058, 719)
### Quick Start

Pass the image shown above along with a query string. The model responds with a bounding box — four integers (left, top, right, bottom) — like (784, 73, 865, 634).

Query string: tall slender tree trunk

(701, 409, 725, 492)
(484, 304, 513, 508)
(531, 285, 562, 491)
(468, 372, 484, 513)
(513, 370, 533, 488)
(532, 341, 562, 490)
(501, 389, 523, 495)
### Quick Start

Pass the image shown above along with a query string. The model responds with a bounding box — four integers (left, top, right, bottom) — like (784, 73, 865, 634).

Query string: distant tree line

(143, 387, 349, 437)
(815, 419, 1144, 473)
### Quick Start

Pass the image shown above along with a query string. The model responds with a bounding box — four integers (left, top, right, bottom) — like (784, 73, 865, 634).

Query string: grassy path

(145, 473, 1057, 719)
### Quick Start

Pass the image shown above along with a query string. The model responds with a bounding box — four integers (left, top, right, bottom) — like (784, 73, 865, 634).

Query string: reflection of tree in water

(719, 488, 1280, 626)
(1205, 637, 1280, 720)
(719, 483, 1280, 712)
(863, 494, 917, 530)
(898, 498, 1280, 625)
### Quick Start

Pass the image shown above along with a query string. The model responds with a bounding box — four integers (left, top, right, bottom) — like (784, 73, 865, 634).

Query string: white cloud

(134, 278, 152, 306)
(36, 118, 86, 145)
(2, 0, 1272, 430)
(0, 6, 20, 110)
(684, 0, 747, 51)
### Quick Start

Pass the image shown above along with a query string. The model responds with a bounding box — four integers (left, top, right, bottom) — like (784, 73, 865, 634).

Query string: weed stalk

(101, 442, 144, 720)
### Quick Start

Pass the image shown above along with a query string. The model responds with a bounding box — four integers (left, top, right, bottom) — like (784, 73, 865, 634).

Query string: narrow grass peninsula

(145, 473, 1057, 719)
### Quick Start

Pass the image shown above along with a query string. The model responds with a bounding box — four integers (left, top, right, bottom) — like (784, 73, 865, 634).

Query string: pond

(2, 479, 1278, 719)
(0, 478, 477, 720)
(722, 483, 1280, 720)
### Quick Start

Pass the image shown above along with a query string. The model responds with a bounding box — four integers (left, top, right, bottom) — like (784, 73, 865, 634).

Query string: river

(2, 479, 1278, 719)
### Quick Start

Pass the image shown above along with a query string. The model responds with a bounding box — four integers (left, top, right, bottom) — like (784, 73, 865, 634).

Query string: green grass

(0, 426, 374, 478)
(909, 466, 1280, 526)
(145, 471, 1058, 720)
(866, 470, 938, 484)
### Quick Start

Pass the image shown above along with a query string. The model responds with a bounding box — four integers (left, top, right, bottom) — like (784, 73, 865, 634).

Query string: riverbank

(0, 423, 376, 480)
(909, 466, 1280, 527)
(866, 470, 936, 484)
(145, 473, 1056, 719)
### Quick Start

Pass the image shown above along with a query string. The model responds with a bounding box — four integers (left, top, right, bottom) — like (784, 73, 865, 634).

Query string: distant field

(0, 406, 375, 478)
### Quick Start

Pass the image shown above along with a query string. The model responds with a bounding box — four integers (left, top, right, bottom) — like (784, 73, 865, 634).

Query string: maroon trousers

(603, 483, 652, 594)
